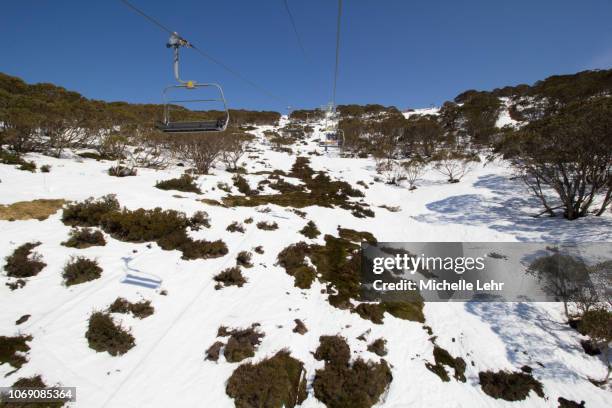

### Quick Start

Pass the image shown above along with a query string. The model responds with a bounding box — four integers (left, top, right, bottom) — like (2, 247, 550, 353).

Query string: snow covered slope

(1, 119, 611, 408)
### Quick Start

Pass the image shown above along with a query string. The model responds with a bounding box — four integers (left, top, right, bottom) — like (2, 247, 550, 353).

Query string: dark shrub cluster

(155, 174, 201, 193)
(62, 256, 102, 286)
(557, 397, 586, 408)
(236, 251, 253, 268)
(62, 195, 226, 260)
(222, 326, 265, 363)
(108, 297, 154, 319)
(62, 195, 121, 227)
(226, 350, 307, 408)
(214, 267, 246, 289)
(0, 334, 32, 372)
(293, 319, 308, 335)
(3, 375, 67, 407)
(367, 338, 387, 357)
(276, 242, 316, 289)
(425, 345, 466, 382)
(479, 370, 544, 401)
(312, 335, 392, 408)
(299, 220, 320, 239)
(85, 312, 135, 356)
(224, 157, 374, 219)
(227, 221, 246, 233)
(61, 227, 106, 248)
(277, 234, 424, 321)
(337, 227, 377, 244)
(233, 174, 256, 195)
(256, 221, 278, 231)
(4, 242, 46, 279)
(108, 165, 137, 177)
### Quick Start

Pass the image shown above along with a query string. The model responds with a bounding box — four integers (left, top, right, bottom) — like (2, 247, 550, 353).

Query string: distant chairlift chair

(156, 33, 229, 133)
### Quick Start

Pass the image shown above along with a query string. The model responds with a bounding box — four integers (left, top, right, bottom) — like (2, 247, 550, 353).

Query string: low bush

(18, 160, 37, 172)
(63, 196, 226, 260)
(256, 221, 278, 231)
(276, 242, 316, 289)
(293, 319, 308, 335)
(222, 326, 265, 363)
(367, 338, 387, 356)
(227, 221, 245, 233)
(337, 227, 377, 244)
(205, 341, 224, 362)
(226, 350, 307, 408)
(108, 165, 137, 177)
(0, 334, 32, 372)
(61, 227, 106, 248)
(233, 174, 256, 195)
(236, 251, 253, 268)
(313, 335, 392, 408)
(155, 174, 201, 193)
(40, 164, 51, 173)
(3, 375, 66, 407)
(557, 397, 586, 408)
(354, 303, 385, 324)
(85, 311, 135, 356)
(299, 220, 320, 239)
(62, 195, 121, 227)
(425, 345, 466, 382)
(479, 370, 544, 401)
(62, 256, 102, 286)
(214, 267, 246, 289)
(254, 245, 264, 254)
(108, 297, 154, 319)
(4, 242, 46, 278)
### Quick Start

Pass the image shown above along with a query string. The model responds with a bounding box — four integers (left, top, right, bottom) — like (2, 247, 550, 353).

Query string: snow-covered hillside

(1, 117, 611, 408)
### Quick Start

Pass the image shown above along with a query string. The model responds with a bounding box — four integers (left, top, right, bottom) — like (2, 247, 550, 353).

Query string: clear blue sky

(1, 0, 611, 112)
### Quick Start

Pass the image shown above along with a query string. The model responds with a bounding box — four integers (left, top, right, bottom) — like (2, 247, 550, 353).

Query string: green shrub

(236, 251, 253, 268)
(61, 227, 106, 248)
(155, 174, 201, 193)
(293, 319, 307, 335)
(254, 245, 264, 254)
(108, 297, 154, 319)
(214, 267, 246, 289)
(108, 165, 137, 177)
(85, 311, 135, 356)
(425, 346, 466, 382)
(367, 338, 387, 356)
(479, 370, 544, 401)
(337, 227, 377, 244)
(233, 174, 256, 195)
(557, 397, 586, 408)
(256, 221, 278, 231)
(0, 334, 32, 371)
(314, 336, 351, 365)
(18, 160, 36, 172)
(224, 157, 373, 219)
(354, 303, 385, 324)
(4, 242, 45, 278)
(63, 199, 225, 260)
(2, 375, 66, 407)
(227, 221, 245, 233)
(313, 336, 392, 408)
(62, 256, 102, 286)
(277, 242, 316, 289)
(300, 220, 320, 239)
(222, 326, 265, 363)
(61, 195, 120, 227)
(205, 341, 224, 362)
(40, 164, 51, 173)
(226, 350, 307, 408)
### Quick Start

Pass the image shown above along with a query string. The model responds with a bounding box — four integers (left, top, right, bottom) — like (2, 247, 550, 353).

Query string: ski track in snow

(1, 119, 611, 408)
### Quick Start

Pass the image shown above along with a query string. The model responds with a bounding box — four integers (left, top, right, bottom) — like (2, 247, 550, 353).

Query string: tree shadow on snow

(412, 174, 612, 242)
(465, 301, 586, 383)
